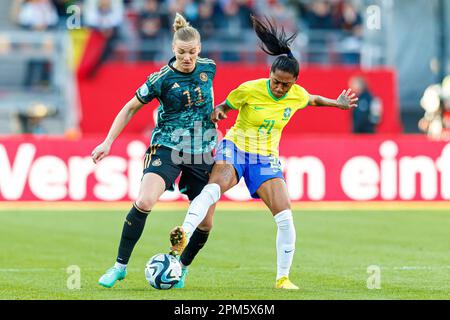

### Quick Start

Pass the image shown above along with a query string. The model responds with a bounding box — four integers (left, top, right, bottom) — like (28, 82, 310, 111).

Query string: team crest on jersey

(200, 72, 208, 82)
(282, 108, 292, 120)
(152, 158, 162, 167)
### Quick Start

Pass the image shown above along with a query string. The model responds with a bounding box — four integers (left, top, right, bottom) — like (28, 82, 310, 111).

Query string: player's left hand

(211, 108, 227, 123)
(337, 89, 358, 110)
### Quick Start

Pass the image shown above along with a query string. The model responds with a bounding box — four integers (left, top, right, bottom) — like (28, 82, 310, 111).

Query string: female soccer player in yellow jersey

(170, 15, 358, 289)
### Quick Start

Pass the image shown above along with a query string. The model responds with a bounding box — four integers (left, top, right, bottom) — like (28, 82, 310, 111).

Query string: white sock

(274, 209, 296, 280)
(114, 262, 127, 270)
(182, 183, 221, 236)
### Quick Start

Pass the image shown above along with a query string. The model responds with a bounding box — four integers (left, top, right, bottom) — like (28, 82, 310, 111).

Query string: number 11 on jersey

(183, 87, 204, 107)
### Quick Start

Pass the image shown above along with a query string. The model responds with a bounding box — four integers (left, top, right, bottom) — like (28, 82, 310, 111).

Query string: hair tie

(287, 51, 294, 59)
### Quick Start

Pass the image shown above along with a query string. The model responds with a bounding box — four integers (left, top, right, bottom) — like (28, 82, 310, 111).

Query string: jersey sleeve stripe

(299, 88, 310, 109)
(148, 66, 169, 83)
(302, 97, 310, 109)
(149, 68, 171, 85)
(148, 72, 160, 83)
(225, 99, 238, 110)
(197, 58, 216, 64)
(148, 66, 168, 82)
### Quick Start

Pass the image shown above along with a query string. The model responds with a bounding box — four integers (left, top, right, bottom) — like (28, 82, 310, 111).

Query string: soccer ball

(144, 253, 182, 290)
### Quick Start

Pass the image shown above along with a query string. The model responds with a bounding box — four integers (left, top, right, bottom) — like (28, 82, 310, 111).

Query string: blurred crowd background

(0, 0, 449, 139)
(6, 0, 366, 63)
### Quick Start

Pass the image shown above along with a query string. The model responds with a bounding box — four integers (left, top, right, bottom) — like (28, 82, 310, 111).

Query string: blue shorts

(214, 139, 284, 199)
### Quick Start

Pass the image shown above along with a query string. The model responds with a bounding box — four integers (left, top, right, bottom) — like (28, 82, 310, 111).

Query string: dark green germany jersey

(135, 57, 217, 154)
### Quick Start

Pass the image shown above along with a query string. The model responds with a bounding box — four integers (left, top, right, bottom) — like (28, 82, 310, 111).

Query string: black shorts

(142, 144, 214, 201)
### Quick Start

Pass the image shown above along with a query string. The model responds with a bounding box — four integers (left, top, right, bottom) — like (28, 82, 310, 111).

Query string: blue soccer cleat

(173, 266, 188, 289)
(98, 267, 127, 288)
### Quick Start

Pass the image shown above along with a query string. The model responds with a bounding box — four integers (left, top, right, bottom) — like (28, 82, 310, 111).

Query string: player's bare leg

(208, 161, 240, 193)
(134, 173, 167, 212)
(197, 203, 216, 232)
(257, 178, 299, 290)
(99, 173, 166, 288)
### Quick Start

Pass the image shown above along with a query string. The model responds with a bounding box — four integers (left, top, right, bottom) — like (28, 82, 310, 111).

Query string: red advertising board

(78, 63, 402, 135)
(0, 135, 448, 202)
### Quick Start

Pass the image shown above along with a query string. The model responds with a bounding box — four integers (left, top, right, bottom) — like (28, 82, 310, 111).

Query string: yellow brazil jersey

(224, 78, 310, 157)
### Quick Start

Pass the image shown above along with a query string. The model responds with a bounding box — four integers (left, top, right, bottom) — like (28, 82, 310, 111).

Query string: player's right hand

(211, 108, 227, 123)
(337, 88, 358, 110)
(91, 142, 111, 164)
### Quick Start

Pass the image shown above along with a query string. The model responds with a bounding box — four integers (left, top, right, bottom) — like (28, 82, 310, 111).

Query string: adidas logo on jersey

(171, 83, 180, 89)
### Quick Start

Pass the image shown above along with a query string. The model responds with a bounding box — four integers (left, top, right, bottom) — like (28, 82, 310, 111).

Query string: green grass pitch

(0, 207, 449, 300)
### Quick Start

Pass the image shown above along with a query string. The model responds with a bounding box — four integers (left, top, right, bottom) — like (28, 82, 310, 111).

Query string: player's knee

(271, 204, 291, 216)
(270, 197, 291, 215)
(209, 166, 237, 193)
(135, 196, 157, 212)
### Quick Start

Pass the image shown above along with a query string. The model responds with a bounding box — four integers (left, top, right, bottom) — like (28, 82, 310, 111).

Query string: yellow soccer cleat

(169, 226, 187, 256)
(275, 276, 299, 290)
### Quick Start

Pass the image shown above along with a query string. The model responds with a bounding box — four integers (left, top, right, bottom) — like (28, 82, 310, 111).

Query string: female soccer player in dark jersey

(91, 13, 217, 289)
(171, 15, 358, 289)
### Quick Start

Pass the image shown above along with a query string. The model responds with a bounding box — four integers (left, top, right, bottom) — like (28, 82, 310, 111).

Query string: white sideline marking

(1, 266, 449, 273)
(393, 266, 450, 270)
(1, 201, 450, 211)
(0, 268, 142, 272)
(0, 268, 59, 272)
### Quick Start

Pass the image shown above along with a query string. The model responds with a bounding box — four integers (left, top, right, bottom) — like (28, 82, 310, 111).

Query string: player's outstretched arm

(309, 88, 358, 110)
(211, 100, 234, 123)
(91, 96, 145, 163)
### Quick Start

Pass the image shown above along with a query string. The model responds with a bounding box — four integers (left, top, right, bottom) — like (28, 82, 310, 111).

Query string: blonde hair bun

(172, 13, 200, 44)
(173, 13, 190, 32)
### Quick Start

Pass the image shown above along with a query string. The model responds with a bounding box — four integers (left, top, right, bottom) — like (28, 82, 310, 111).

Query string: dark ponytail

(251, 15, 299, 78)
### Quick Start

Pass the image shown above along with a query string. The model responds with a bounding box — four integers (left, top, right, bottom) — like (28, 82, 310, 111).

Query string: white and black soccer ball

(145, 253, 182, 290)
